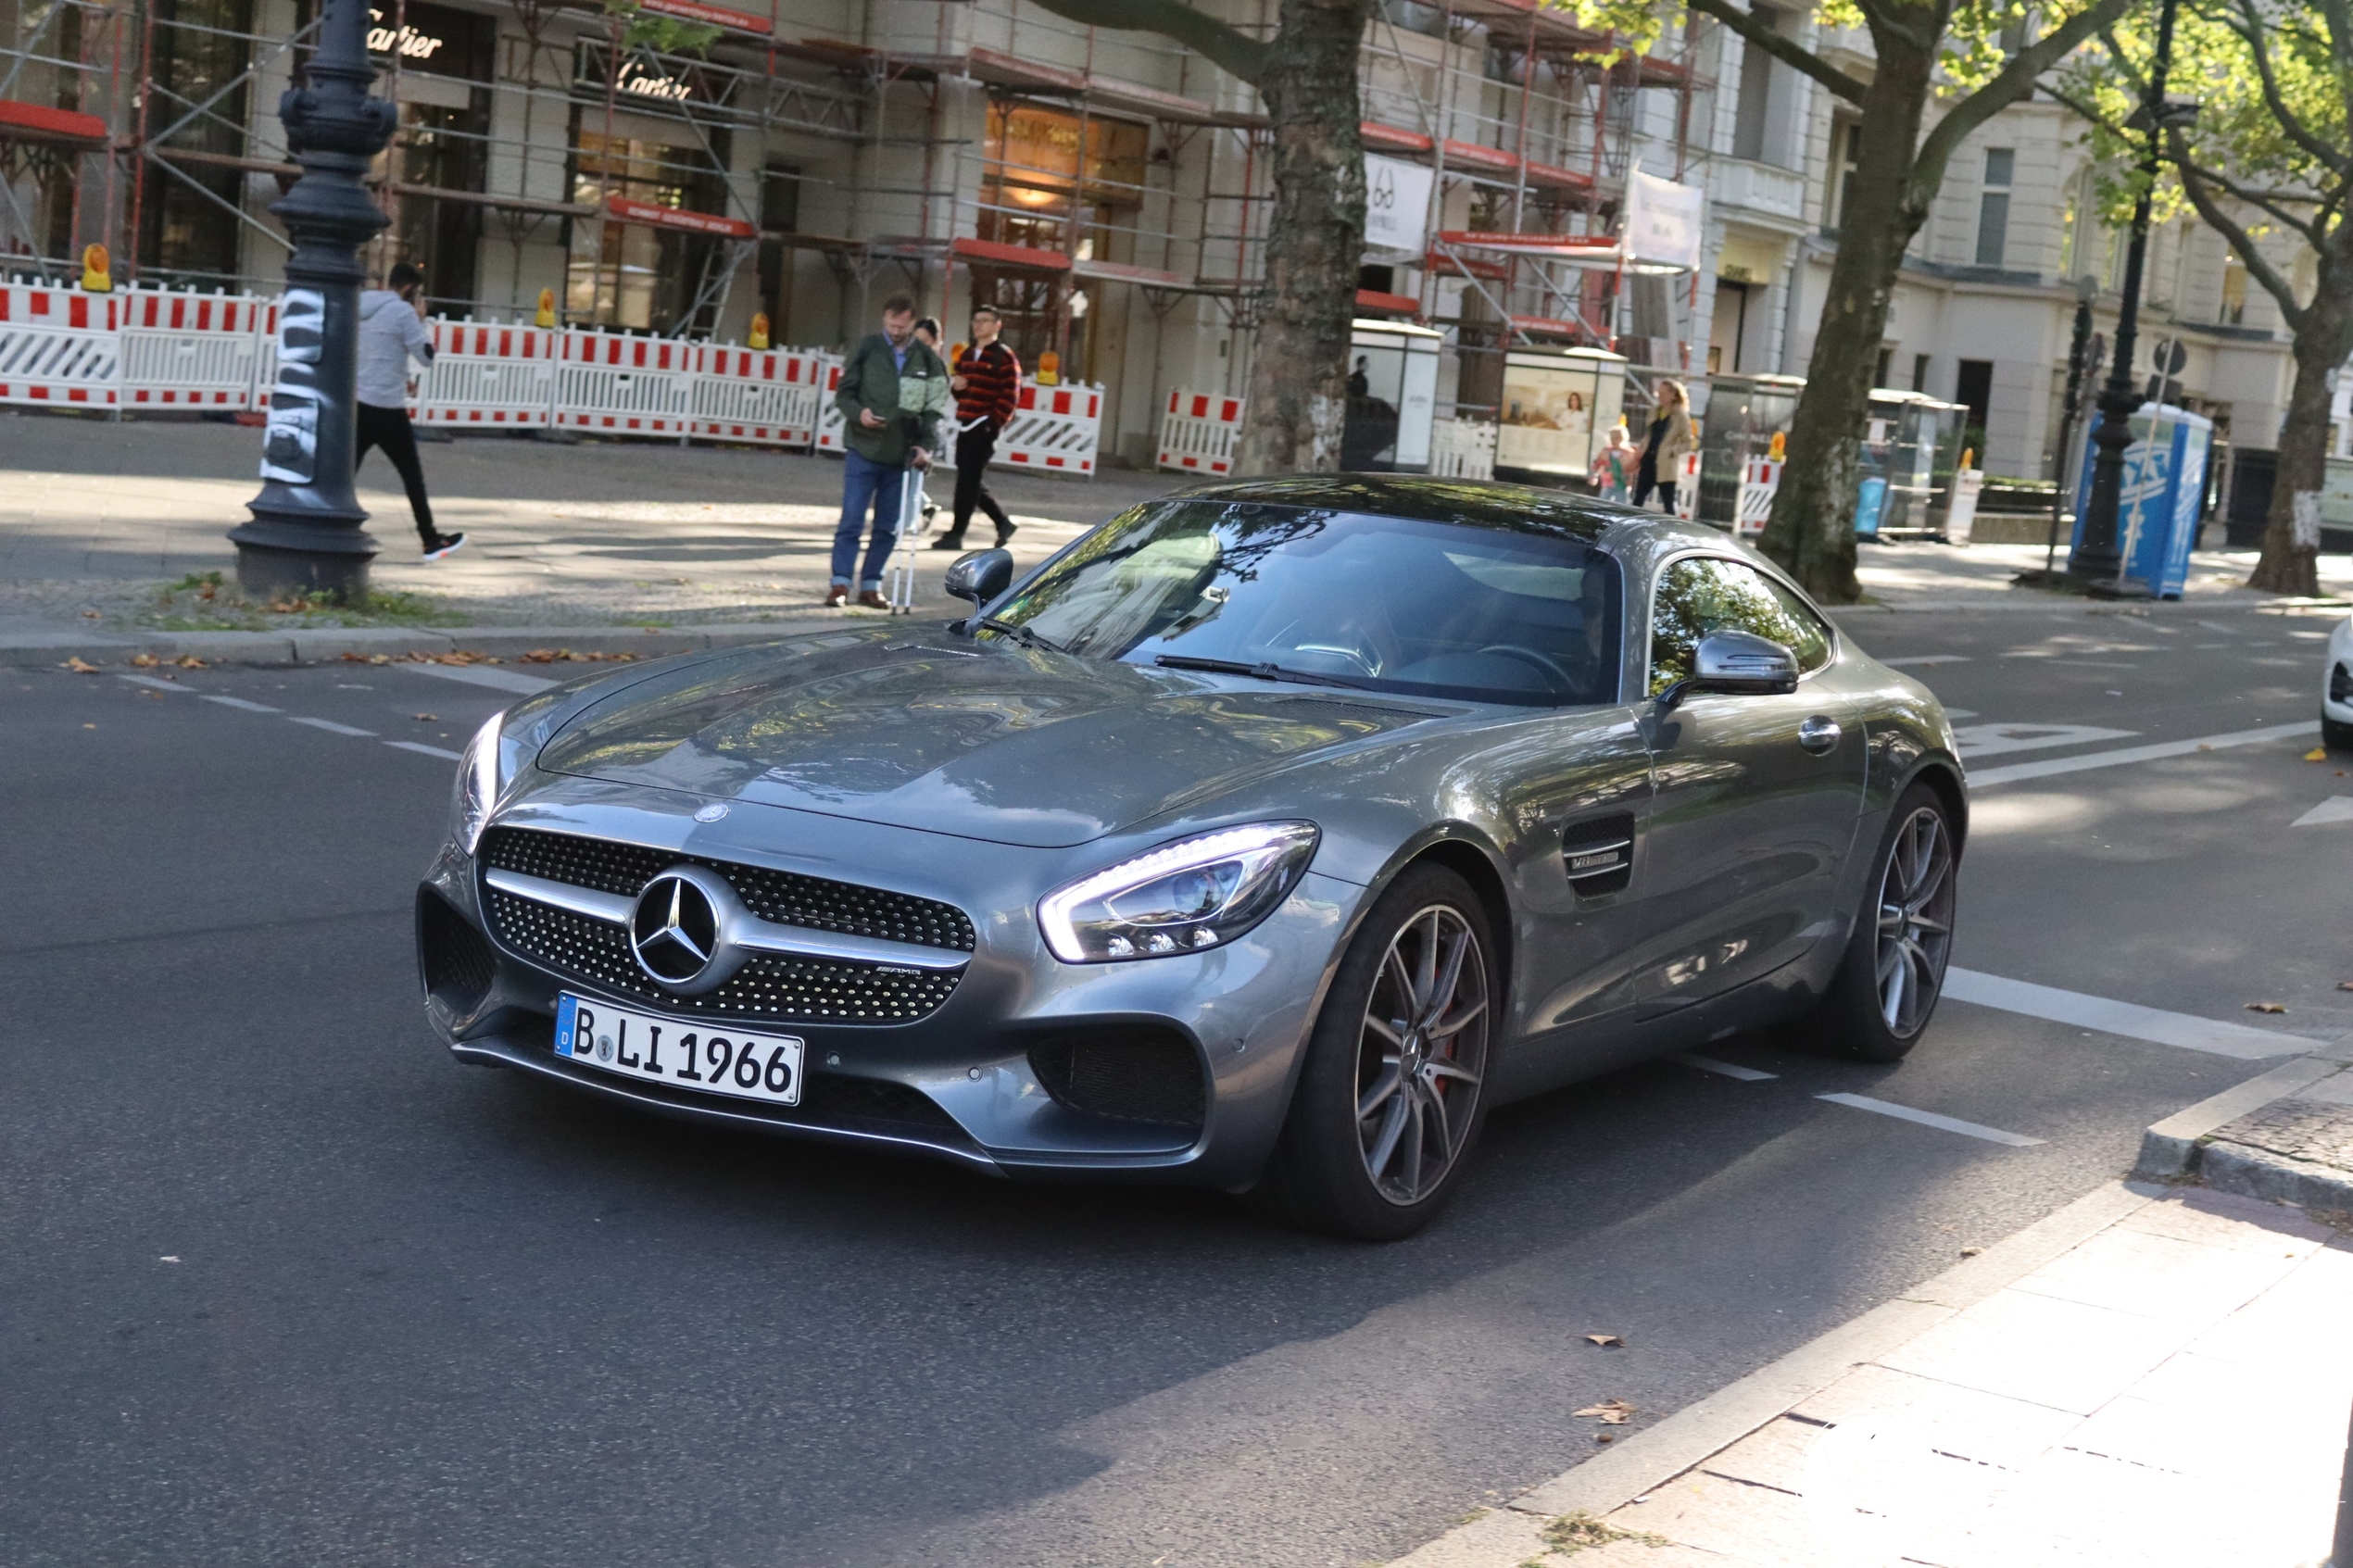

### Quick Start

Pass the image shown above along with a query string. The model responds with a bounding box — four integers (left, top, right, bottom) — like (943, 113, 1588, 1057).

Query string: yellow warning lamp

(1768, 430, 1787, 462)
(1959, 446, 1975, 470)
(749, 311, 771, 350)
(82, 243, 112, 293)
(535, 287, 556, 328)
(1035, 348, 1060, 387)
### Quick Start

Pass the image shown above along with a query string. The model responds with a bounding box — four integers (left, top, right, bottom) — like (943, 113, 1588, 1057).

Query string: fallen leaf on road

(82, 722, 95, 729)
(413, 713, 438, 721)
(1584, 1333, 1624, 1348)
(2306, 748, 2329, 762)
(138, 691, 163, 700)
(158, 1256, 180, 1263)
(2196, 744, 2212, 751)
(1960, 1246, 1983, 1258)
(177, 656, 206, 669)
(2338, 983, 2353, 992)
(1574, 1399, 1635, 1424)
(2246, 1002, 2287, 1014)
(131, 653, 158, 667)
(61, 657, 98, 673)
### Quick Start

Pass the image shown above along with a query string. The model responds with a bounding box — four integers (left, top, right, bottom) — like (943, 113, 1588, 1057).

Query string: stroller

(884, 467, 937, 615)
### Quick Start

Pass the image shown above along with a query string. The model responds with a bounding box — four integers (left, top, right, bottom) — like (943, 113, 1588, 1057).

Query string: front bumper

(2324, 619, 2353, 725)
(417, 784, 1364, 1189)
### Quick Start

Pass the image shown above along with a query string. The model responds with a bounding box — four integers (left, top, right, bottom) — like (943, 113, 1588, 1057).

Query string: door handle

(1798, 715, 1842, 754)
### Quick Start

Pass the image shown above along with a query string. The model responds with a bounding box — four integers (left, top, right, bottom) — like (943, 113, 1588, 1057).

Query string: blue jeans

(833, 449, 906, 591)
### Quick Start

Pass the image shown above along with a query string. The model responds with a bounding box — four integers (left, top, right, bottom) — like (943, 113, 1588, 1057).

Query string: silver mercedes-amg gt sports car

(416, 476, 1964, 1238)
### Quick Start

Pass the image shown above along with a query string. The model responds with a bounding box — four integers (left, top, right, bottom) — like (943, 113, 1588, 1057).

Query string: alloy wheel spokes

(1357, 905, 1489, 1206)
(1873, 807, 1955, 1038)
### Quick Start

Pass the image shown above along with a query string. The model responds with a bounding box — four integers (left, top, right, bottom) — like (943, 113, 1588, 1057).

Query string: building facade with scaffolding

(3, 0, 1737, 470)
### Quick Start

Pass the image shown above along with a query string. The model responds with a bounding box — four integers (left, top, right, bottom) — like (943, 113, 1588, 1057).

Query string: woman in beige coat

(1633, 379, 1695, 512)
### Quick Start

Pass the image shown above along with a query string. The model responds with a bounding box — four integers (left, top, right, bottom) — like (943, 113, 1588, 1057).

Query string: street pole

(229, 0, 396, 603)
(2334, 1392, 2353, 1567)
(2067, 0, 2179, 592)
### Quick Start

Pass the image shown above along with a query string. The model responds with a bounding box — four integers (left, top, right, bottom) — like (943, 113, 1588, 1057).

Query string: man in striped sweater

(931, 306, 1021, 551)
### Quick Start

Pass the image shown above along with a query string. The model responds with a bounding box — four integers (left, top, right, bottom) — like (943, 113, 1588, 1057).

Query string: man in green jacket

(829, 295, 950, 608)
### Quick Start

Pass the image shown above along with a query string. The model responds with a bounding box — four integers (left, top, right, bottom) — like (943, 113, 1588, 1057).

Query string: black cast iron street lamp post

(230, 0, 396, 602)
(2067, 0, 2183, 592)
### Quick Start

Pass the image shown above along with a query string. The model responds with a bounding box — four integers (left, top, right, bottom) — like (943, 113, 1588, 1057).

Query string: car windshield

(983, 499, 1623, 707)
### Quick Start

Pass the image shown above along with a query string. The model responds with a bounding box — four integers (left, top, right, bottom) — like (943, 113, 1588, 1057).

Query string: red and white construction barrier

(1734, 457, 1780, 537)
(554, 329, 698, 435)
(813, 355, 846, 455)
(120, 287, 265, 409)
(0, 282, 120, 408)
(693, 346, 824, 446)
(1157, 388, 1243, 476)
(994, 382, 1101, 476)
(418, 321, 560, 429)
(1429, 419, 1497, 481)
(1672, 451, 1701, 521)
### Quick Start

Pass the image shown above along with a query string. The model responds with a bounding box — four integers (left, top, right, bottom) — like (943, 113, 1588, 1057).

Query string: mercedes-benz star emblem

(694, 802, 729, 823)
(630, 872, 721, 985)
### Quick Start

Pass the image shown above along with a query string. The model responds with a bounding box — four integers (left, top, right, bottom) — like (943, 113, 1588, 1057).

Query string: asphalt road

(2, 600, 2342, 1567)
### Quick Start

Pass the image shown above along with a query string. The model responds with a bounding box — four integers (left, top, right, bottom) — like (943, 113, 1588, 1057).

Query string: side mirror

(944, 548, 1013, 607)
(1656, 629, 1799, 713)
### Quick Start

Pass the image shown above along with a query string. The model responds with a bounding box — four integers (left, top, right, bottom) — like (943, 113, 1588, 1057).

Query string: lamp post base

(230, 519, 379, 603)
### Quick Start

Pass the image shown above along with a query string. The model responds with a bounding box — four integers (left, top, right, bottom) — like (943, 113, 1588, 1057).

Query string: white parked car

(2327, 613, 2353, 750)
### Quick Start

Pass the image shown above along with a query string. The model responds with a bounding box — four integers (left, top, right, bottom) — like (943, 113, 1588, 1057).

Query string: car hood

(535, 629, 1445, 847)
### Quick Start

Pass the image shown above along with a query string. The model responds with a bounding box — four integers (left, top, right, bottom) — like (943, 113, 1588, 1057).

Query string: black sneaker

(928, 533, 968, 552)
(422, 532, 467, 561)
(993, 522, 1018, 547)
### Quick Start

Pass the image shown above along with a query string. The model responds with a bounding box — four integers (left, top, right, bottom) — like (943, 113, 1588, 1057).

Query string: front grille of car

(1030, 1026, 1207, 1130)
(484, 887, 963, 1025)
(479, 826, 976, 953)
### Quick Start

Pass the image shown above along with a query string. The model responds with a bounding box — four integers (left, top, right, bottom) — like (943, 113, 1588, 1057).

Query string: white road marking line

(1942, 968, 2319, 1059)
(117, 674, 192, 694)
(1667, 1053, 1778, 1081)
(401, 663, 559, 696)
(1951, 722, 2136, 759)
(287, 716, 377, 737)
(1966, 721, 2320, 787)
(1881, 655, 1969, 668)
(2194, 620, 2238, 635)
(2292, 797, 2353, 828)
(1817, 1092, 2044, 1148)
(385, 740, 463, 760)
(201, 695, 281, 713)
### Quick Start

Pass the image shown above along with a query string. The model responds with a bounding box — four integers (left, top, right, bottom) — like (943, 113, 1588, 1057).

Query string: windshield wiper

(975, 616, 1063, 653)
(1153, 654, 1368, 689)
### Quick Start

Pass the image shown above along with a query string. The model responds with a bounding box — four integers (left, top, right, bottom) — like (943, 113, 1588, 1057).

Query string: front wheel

(1806, 784, 1958, 1063)
(1252, 863, 1497, 1241)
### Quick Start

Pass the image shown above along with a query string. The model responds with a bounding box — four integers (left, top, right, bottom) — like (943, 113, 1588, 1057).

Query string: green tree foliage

(601, 0, 722, 57)
(2059, 0, 2352, 596)
(1573, 0, 2132, 602)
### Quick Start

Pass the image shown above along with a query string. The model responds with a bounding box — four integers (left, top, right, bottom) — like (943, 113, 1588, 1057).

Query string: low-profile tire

(1805, 784, 1959, 1063)
(2322, 711, 2353, 751)
(1252, 862, 1498, 1242)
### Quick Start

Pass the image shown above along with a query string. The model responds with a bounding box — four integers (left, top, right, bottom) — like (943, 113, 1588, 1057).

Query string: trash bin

(2070, 401, 2215, 597)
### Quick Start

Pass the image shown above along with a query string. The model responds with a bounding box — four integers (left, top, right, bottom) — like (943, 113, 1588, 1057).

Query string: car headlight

(1038, 822, 1319, 962)
(453, 712, 506, 854)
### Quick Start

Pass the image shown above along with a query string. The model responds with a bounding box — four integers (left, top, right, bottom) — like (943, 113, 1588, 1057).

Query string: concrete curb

(4, 621, 869, 669)
(2133, 1045, 2353, 1181)
(2132, 1033, 2353, 1212)
(1384, 1181, 2158, 1565)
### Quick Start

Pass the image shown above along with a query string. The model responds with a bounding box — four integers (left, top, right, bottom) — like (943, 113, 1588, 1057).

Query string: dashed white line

(118, 674, 191, 694)
(385, 740, 464, 760)
(1667, 1053, 1778, 1082)
(287, 716, 377, 737)
(1941, 968, 2316, 1059)
(116, 671, 464, 765)
(1967, 721, 2320, 786)
(401, 662, 559, 696)
(1817, 1093, 2044, 1148)
(200, 694, 280, 713)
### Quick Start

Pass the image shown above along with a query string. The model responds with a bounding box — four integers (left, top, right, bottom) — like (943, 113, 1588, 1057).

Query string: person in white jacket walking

(356, 262, 464, 560)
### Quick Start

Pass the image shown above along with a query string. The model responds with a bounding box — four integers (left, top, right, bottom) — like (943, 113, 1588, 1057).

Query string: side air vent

(1561, 812, 1636, 898)
(1030, 1026, 1207, 1130)
(418, 889, 497, 1016)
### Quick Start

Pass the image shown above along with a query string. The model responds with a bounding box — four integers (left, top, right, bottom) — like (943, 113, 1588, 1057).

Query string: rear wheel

(1806, 784, 1957, 1063)
(1252, 863, 1496, 1241)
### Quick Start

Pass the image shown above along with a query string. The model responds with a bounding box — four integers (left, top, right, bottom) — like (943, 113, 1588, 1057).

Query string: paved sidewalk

(1392, 1181, 2352, 1568)
(4, 412, 2348, 645)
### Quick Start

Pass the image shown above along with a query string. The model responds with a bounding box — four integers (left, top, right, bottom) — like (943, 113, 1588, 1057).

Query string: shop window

(2220, 253, 2246, 326)
(136, 0, 257, 286)
(975, 100, 1146, 378)
(566, 128, 730, 332)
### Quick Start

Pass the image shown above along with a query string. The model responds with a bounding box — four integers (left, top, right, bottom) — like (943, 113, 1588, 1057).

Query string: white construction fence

(0, 279, 1101, 476)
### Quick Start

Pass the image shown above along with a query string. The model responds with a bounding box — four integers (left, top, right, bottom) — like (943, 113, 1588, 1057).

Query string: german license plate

(555, 994, 804, 1107)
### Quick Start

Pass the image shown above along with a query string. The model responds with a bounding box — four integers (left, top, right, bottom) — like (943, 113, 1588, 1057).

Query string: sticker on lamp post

(259, 289, 325, 483)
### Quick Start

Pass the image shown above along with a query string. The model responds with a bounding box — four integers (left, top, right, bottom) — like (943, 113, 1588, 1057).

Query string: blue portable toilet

(2070, 402, 2214, 598)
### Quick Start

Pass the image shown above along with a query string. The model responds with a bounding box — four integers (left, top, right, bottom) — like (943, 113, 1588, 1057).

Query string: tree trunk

(2248, 258, 2352, 597)
(1756, 48, 1936, 603)
(1235, 0, 1370, 476)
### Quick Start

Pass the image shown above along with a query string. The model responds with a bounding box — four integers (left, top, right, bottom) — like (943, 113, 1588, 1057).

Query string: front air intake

(418, 889, 497, 1016)
(1030, 1026, 1207, 1129)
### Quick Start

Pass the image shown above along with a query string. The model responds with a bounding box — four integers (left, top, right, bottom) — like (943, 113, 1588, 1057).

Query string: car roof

(1164, 473, 1728, 553)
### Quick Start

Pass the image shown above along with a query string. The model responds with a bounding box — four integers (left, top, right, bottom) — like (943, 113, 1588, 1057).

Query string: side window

(1648, 557, 1834, 694)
